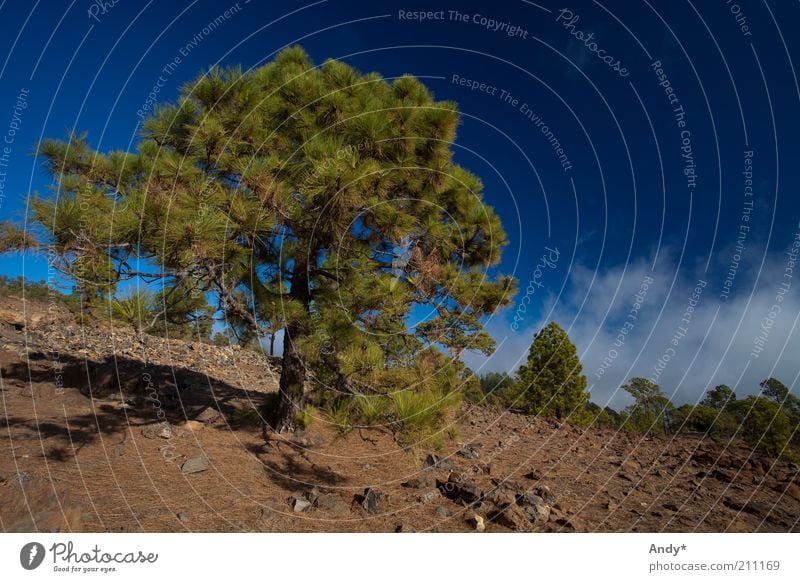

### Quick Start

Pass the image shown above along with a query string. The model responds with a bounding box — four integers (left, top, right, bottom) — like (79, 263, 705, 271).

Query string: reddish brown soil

(1, 296, 798, 533)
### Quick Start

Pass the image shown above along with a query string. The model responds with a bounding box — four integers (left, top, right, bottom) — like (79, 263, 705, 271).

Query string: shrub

(324, 397, 353, 437)
(730, 396, 794, 458)
(354, 395, 392, 427)
(391, 388, 458, 446)
(110, 289, 156, 333)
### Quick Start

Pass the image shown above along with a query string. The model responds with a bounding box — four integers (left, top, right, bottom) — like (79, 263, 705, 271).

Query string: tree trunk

(274, 325, 306, 432)
(274, 255, 312, 433)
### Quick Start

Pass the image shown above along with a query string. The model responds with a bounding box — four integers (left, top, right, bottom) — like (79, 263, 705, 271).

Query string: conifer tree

(9, 47, 516, 431)
(516, 321, 589, 421)
(621, 377, 673, 436)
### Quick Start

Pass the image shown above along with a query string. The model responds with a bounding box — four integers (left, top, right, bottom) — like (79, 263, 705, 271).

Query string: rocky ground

(1, 295, 799, 533)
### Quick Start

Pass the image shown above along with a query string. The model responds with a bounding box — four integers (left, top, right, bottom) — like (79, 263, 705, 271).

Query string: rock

(467, 514, 485, 532)
(439, 472, 482, 505)
(181, 420, 205, 432)
(142, 423, 180, 440)
(525, 502, 551, 523)
(435, 506, 449, 518)
(534, 484, 554, 503)
(402, 473, 436, 489)
(517, 492, 545, 510)
(485, 487, 516, 507)
(361, 488, 379, 514)
(0, 308, 25, 329)
(194, 407, 221, 423)
(181, 456, 209, 474)
(424, 453, 453, 470)
(114, 443, 126, 457)
(457, 445, 480, 460)
(620, 459, 641, 472)
(523, 469, 543, 481)
(491, 503, 529, 531)
(711, 469, 736, 483)
(304, 487, 320, 504)
(176, 512, 189, 522)
(292, 497, 312, 513)
(780, 483, 800, 502)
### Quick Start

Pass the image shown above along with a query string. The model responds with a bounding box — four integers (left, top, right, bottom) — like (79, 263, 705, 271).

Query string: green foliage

(233, 405, 266, 425)
(586, 402, 621, 429)
(730, 396, 794, 458)
(110, 288, 156, 333)
(620, 377, 673, 436)
(391, 387, 458, 447)
(295, 404, 316, 430)
(760, 378, 789, 402)
(0, 275, 81, 314)
(701, 384, 736, 411)
(354, 395, 392, 426)
(758, 378, 800, 445)
(107, 285, 214, 339)
(0, 222, 37, 253)
(478, 371, 517, 404)
(671, 403, 738, 442)
(515, 321, 590, 423)
(19, 45, 518, 430)
(324, 397, 353, 437)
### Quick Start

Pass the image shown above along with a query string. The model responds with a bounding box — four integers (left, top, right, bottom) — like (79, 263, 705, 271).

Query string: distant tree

(478, 372, 516, 395)
(730, 396, 794, 458)
(620, 377, 673, 436)
(672, 403, 737, 442)
(701, 384, 736, 411)
(760, 378, 790, 402)
(6, 46, 516, 431)
(515, 321, 590, 422)
(586, 401, 620, 428)
(759, 378, 800, 444)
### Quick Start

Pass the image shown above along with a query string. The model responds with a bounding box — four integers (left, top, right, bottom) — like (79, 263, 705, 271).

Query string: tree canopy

(13, 46, 516, 431)
(515, 321, 589, 421)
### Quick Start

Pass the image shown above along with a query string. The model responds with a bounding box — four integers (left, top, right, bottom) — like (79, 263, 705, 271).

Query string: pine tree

(620, 377, 673, 436)
(701, 384, 736, 411)
(516, 321, 589, 421)
(11, 46, 516, 431)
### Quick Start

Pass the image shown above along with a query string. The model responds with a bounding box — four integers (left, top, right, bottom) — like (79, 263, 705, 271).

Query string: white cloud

(467, 243, 800, 411)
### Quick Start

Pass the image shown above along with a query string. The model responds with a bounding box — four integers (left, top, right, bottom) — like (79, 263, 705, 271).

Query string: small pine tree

(515, 321, 589, 422)
(701, 384, 736, 411)
(620, 377, 673, 436)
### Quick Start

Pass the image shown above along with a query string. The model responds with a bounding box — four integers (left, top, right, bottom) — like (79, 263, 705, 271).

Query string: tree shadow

(1, 351, 273, 458)
(244, 441, 349, 493)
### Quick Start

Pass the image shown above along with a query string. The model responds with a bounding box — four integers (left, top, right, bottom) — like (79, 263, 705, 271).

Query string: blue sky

(1, 0, 799, 408)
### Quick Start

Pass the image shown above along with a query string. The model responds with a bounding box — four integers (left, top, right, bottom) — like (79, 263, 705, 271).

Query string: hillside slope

(1, 296, 798, 533)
